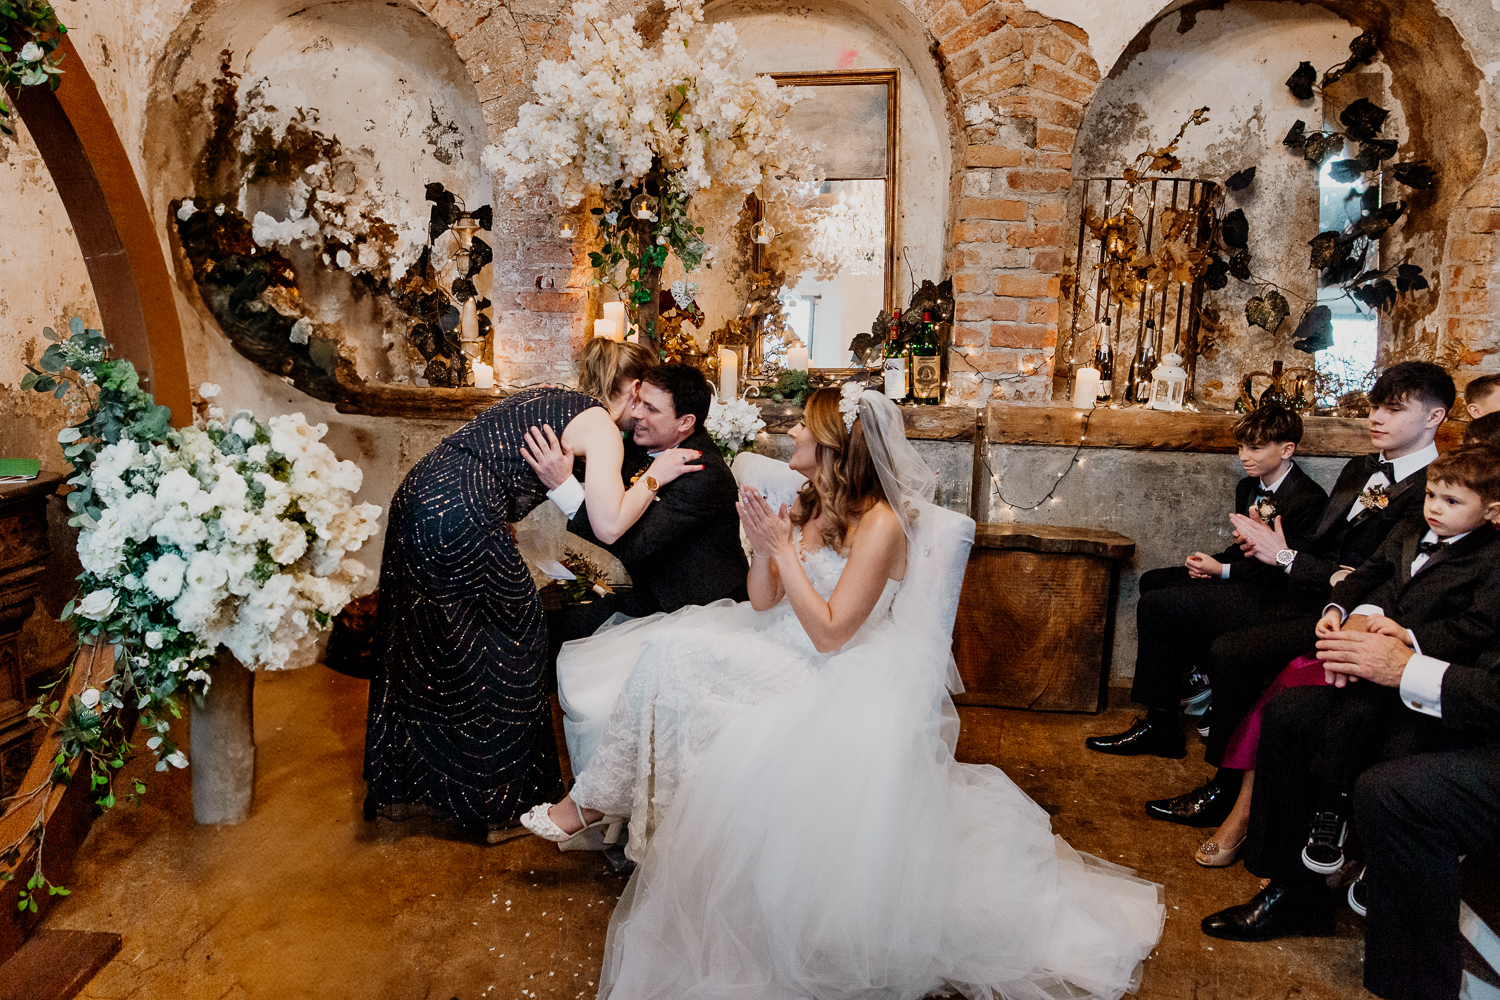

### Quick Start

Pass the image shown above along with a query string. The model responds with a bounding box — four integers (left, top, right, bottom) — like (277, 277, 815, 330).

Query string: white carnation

(144, 553, 188, 601)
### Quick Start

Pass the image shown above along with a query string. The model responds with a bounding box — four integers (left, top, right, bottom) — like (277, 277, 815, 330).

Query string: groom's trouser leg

(1202, 615, 1319, 767)
(1355, 746, 1500, 1000)
(1130, 581, 1293, 713)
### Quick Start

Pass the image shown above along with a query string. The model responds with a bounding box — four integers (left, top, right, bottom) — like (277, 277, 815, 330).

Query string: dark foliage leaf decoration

(466, 236, 493, 278)
(1221, 208, 1249, 250)
(1323, 31, 1381, 88)
(1225, 166, 1256, 192)
(1322, 245, 1368, 288)
(1228, 249, 1253, 281)
(1286, 62, 1317, 101)
(473, 205, 494, 231)
(1392, 161, 1436, 190)
(1396, 262, 1429, 293)
(1356, 200, 1407, 238)
(1292, 305, 1334, 353)
(1283, 120, 1307, 150)
(1354, 269, 1385, 285)
(1303, 132, 1340, 166)
(1328, 159, 1363, 184)
(1339, 98, 1390, 142)
(1354, 278, 1398, 313)
(1203, 255, 1230, 290)
(1357, 138, 1398, 170)
(1360, 185, 1382, 216)
(1245, 291, 1290, 332)
(1309, 231, 1351, 270)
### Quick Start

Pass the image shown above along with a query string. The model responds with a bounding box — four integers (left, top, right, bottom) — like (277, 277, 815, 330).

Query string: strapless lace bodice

(755, 528, 901, 654)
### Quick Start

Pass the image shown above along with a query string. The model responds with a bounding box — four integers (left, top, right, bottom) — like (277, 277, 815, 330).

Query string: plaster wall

(989, 443, 1348, 682)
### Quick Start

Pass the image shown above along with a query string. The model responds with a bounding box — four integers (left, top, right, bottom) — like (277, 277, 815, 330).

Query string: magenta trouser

(1221, 654, 1332, 770)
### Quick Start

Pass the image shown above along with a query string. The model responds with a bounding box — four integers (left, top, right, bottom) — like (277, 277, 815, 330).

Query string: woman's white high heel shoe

(519, 803, 624, 852)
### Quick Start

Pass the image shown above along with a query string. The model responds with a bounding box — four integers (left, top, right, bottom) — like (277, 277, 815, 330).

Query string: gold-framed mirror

(761, 69, 899, 373)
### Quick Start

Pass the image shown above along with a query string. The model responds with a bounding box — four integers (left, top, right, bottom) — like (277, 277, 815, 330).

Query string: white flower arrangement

(705, 396, 766, 458)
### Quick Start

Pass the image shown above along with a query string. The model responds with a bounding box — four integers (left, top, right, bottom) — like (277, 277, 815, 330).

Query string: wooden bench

(951, 522, 1135, 713)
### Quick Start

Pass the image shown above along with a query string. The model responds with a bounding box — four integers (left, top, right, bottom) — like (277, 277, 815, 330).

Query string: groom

(535, 363, 748, 665)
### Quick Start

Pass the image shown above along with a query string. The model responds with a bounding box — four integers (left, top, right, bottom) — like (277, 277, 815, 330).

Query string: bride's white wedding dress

(558, 528, 1164, 1000)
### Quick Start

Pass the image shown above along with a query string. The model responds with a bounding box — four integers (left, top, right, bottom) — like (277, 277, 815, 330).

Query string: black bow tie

(1365, 454, 1398, 484)
(1418, 539, 1444, 555)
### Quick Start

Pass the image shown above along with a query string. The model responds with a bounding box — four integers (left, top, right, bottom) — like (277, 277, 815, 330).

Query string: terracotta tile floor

(41, 666, 1373, 999)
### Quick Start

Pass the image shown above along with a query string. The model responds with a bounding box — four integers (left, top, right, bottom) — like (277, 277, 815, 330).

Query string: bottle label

(883, 358, 907, 399)
(1096, 379, 1112, 400)
(913, 356, 941, 400)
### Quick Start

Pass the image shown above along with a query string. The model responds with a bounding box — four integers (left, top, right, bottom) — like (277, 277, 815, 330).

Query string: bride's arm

(560, 407, 702, 544)
(744, 495, 905, 653)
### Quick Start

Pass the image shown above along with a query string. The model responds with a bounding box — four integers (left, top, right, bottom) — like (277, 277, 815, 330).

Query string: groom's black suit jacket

(567, 425, 748, 614)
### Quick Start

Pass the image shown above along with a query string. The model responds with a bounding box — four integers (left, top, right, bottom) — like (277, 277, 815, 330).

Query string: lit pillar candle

(719, 348, 738, 401)
(1071, 366, 1100, 408)
(461, 298, 479, 342)
(787, 345, 809, 372)
(471, 359, 495, 389)
(602, 302, 627, 338)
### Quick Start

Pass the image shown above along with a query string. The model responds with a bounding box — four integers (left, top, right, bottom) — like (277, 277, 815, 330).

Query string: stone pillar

(189, 651, 255, 824)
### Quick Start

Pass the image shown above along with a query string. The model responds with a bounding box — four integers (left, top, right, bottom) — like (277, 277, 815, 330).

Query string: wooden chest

(952, 522, 1135, 713)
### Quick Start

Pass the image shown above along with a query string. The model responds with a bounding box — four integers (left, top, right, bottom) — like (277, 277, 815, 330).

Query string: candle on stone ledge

(594, 318, 617, 341)
(471, 359, 495, 389)
(787, 345, 809, 372)
(1071, 367, 1100, 408)
(719, 348, 738, 402)
(603, 302, 627, 339)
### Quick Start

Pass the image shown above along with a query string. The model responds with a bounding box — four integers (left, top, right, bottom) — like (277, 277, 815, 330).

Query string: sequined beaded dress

(363, 387, 598, 827)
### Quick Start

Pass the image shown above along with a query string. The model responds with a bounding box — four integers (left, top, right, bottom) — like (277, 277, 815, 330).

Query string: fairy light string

(987, 408, 1096, 512)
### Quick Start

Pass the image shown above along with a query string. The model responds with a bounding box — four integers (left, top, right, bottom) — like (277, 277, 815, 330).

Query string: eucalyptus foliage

(0, 0, 72, 137)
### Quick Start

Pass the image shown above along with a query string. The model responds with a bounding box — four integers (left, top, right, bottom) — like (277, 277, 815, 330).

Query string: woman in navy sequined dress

(364, 342, 700, 835)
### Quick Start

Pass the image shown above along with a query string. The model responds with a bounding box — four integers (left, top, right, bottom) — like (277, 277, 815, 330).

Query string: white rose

(144, 553, 188, 601)
(79, 687, 101, 708)
(186, 549, 230, 591)
(199, 382, 221, 398)
(232, 418, 257, 441)
(75, 589, 120, 621)
(19, 42, 43, 62)
(145, 631, 163, 649)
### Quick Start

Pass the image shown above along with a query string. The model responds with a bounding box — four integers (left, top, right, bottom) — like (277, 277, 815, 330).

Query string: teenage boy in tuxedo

(1089, 361, 1455, 828)
(1094, 406, 1327, 752)
(1464, 372, 1500, 420)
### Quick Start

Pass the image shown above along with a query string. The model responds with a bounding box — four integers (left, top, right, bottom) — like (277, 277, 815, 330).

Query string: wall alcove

(1061, 0, 1486, 409)
(143, 0, 496, 417)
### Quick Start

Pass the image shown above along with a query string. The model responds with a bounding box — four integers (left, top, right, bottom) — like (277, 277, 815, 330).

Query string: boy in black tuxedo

(1292, 447, 1500, 874)
(1091, 361, 1455, 829)
(1138, 405, 1327, 594)
(1091, 405, 1328, 759)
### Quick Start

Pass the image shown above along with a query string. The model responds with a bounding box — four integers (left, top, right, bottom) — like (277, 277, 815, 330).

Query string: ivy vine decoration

(1278, 30, 1435, 352)
(0, 0, 72, 138)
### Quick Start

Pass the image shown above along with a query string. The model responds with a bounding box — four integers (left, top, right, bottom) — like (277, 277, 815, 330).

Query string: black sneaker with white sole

(1347, 868, 1367, 917)
(1302, 809, 1349, 874)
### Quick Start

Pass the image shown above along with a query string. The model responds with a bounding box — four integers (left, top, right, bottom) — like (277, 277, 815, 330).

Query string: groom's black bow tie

(1364, 454, 1398, 484)
(1418, 539, 1445, 555)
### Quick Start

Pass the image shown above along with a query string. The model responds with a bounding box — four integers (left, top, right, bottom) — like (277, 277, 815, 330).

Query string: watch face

(645, 475, 659, 492)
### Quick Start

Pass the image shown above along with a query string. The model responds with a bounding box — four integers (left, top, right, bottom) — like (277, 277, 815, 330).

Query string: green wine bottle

(911, 311, 942, 405)
(882, 309, 909, 402)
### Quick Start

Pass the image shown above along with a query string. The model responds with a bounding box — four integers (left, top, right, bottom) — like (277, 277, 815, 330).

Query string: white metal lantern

(1149, 353, 1188, 411)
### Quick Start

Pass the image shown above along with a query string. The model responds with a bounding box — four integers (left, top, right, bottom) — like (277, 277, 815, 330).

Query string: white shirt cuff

(547, 476, 585, 518)
(1324, 603, 1348, 622)
(1398, 655, 1448, 718)
(1220, 564, 1231, 579)
(1352, 603, 1385, 618)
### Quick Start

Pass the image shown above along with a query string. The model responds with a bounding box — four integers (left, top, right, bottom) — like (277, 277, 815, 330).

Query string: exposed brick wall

(930, 1, 1099, 403)
(1444, 169, 1500, 388)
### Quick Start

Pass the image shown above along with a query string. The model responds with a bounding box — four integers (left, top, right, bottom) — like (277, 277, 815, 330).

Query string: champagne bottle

(911, 311, 942, 404)
(1130, 318, 1157, 404)
(1094, 319, 1114, 403)
(882, 309, 909, 402)
(1260, 360, 1287, 408)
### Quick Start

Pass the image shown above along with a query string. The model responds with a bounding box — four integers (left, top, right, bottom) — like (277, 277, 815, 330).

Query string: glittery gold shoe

(1195, 834, 1246, 868)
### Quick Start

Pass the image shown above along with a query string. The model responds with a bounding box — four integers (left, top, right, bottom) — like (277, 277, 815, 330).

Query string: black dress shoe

(1145, 779, 1235, 827)
(1085, 716, 1186, 758)
(1202, 881, 1336, 942)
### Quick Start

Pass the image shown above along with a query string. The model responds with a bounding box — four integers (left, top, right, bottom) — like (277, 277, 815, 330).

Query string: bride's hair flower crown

(839, 381, 864, 433)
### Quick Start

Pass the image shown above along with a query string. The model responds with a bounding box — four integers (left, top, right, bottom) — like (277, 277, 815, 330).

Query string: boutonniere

(629, 467, 646, 487)
(1358, 483, 1390, 512)
(1252, 494, 1278, 522)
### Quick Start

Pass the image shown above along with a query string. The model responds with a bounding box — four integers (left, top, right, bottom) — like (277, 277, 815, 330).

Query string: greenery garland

(0, 0, 72, 138)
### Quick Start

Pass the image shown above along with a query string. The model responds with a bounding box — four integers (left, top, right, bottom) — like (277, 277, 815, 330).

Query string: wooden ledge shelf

(982, 403, 1469, 457)
(973, 522, 1135, 561)
(755, 400, 980, 441)
(334, 384, 507, 421)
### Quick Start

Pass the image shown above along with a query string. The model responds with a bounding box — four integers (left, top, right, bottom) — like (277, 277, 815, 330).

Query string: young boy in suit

(1299, 446, 1500, 873)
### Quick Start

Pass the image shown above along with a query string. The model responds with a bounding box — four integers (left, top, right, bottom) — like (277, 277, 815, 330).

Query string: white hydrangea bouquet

(23, 319, 380, 773)
(484, 0, 828, 352)
(706, 395, 765, 459)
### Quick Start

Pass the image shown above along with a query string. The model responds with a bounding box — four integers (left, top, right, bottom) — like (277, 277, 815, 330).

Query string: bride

(523, 385, 1165, 1000)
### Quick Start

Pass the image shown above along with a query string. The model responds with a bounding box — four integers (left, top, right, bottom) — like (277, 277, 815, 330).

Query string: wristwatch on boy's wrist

(1275, 548, 1296, 570)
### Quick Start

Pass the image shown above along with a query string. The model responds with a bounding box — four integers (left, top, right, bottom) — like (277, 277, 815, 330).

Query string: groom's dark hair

(642, 364, 713, 432)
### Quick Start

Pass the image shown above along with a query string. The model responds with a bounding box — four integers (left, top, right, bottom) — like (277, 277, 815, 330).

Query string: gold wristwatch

(644, 475, 660, 493)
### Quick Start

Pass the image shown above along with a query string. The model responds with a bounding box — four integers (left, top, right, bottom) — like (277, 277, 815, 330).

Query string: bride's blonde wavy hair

(790, 387, 888, 551)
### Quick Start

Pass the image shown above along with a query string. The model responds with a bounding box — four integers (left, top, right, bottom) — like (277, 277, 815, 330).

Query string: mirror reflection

(781, 179, 887, 367)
